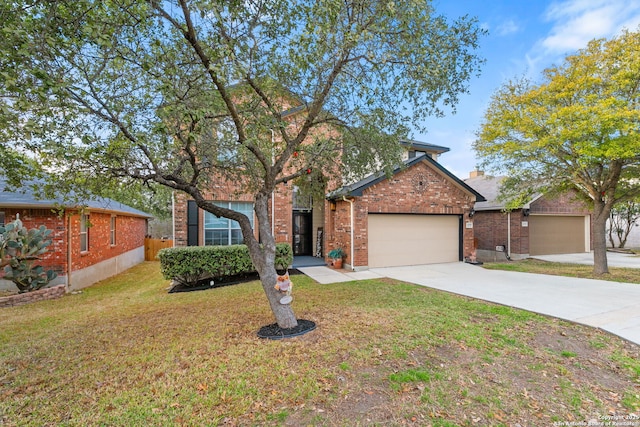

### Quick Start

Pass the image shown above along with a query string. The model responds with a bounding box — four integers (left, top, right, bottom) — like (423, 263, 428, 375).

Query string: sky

(417, 0, 640, 180)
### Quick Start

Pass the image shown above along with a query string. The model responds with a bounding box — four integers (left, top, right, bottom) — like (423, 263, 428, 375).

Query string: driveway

(299, 261, 640, 345)
(369, 262, 640, 346)
(532, 251, 640, 268)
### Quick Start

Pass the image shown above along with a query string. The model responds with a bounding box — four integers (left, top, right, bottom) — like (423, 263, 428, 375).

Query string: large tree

(474, 29, 640, 275)
(2, 0, 485, 328)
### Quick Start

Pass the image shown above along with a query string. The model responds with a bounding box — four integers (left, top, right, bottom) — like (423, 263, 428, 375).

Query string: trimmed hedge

(158, 243, 293, 286)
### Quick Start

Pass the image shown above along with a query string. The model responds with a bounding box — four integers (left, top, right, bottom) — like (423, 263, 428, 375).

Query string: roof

(400, 139, 450, 155)
(464, 175, 541, 211)
(327, 153, 486, 202)
(0, 177, 153, 218)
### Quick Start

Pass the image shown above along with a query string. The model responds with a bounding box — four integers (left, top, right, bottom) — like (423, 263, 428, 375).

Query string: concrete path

(297, 266, 383, 284)
(299, 261, 640, 345)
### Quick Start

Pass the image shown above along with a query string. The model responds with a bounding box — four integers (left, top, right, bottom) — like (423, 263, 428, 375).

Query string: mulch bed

(256, 319, 317, 340)
(168, 269, 303, 293)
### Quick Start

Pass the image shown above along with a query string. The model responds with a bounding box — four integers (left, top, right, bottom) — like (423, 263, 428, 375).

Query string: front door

(293, 211, 313, 256)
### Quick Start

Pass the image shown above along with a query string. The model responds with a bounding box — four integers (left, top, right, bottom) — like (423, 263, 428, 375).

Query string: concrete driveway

(533, 251, 640, 268)
(369, 262, 640, 346)
(300, 260, 640, 345)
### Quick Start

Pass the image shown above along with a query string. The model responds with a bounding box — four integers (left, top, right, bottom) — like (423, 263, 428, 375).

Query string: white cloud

(518, 0, 640, 78)
(541, 0, 640, 53)
(496, 19, 520, 36)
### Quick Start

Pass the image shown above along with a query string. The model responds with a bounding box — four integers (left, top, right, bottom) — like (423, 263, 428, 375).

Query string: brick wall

(326, 161, 477, 268)
(173, 179, 276, 247)
(70, 211, 147, 271)
(530, 191, 590, 215)
(2, 209, 67, 276)
(173, 175, 308, 247)
(2, 209, 148, 276)
(473, 190, 592, 260)
(0, 284, 66, 308)
(473, 209, 530, 255)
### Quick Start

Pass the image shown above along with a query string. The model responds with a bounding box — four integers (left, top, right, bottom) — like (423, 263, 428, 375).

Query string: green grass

(0, 262, 639, 426)
(483, 258, 640, 283)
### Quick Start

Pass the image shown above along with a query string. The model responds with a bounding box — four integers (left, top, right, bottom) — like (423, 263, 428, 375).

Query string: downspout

(506, 211, 512, 260)
(67, 211, 72, 291)
(271, 129, 276, 238)
(342, 196, 355, 271)
(171, 192, 176, 247)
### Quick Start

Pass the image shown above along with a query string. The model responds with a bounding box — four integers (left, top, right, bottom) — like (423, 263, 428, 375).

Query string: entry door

(293, 211, 313, 256)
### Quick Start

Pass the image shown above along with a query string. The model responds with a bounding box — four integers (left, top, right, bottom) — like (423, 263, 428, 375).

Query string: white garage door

(529, 215, 586, 256)
(368, 214, 460, 268)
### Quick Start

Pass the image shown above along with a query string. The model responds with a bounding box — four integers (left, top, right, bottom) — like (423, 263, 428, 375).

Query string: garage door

(368, 214, 460, 268)
(529, 215, 586, 255)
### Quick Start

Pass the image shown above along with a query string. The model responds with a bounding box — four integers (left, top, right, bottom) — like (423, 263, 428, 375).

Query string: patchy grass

(1, 262, 639, 426)
(483, 258, 640, 284)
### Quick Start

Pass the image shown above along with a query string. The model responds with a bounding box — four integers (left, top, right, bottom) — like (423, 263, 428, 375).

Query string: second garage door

(529, 215, 587, 255)
(368, 214, 460, 268)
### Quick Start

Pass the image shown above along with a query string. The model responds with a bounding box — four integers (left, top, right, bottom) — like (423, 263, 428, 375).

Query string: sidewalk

(299, 262, 640, 346)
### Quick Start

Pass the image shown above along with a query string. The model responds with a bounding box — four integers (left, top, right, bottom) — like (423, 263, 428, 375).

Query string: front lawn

(1, 262, 638, 426)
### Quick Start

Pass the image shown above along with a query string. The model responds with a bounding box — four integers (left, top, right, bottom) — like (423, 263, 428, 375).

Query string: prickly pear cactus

(0, 216, 58, 293)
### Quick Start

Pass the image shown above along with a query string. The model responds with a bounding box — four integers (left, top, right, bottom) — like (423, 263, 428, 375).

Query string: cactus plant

(0, 215, 58, 293)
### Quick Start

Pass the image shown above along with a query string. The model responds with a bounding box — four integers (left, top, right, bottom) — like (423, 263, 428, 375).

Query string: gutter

(342, 196, 355, 271)
(67, 211, 72, 291)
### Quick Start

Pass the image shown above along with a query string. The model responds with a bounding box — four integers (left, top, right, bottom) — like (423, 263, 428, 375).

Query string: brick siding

(1, 208, 147, 279)
(325, 161, 477, 268)
(473, 190, 592, 258)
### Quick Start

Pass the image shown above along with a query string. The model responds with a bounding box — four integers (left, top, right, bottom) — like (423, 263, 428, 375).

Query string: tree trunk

(592, 198, 610, 275)
(192, 189, 299, 329)
(249, 193, 299, 329)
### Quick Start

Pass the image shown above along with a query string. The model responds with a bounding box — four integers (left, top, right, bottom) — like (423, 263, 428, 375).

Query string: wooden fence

(145, 238, 174, 261)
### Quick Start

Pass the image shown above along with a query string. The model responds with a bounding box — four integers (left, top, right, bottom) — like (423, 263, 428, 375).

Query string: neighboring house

(0, 178, 152, 291)
(607, 216, 640, 249)
(464, 171, 592, 261)
(173, 140, 485, 270)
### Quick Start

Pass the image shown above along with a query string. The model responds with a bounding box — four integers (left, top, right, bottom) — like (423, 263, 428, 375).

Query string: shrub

(1, 216, 58, 293)
(158, 243, 293, 286)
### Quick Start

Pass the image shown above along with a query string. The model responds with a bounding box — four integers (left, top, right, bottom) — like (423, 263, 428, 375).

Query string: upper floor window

(80, 214, 89, 252)
(293, 187, 312, 211)
(204, 202, 254, 246)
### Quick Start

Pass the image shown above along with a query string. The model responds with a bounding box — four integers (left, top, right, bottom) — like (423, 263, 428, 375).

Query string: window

(110, 216, 116, 246)
(80, 214, 89, 252)
(204, 202, 253, 246)
(293, 187, 312, 211)
(0, 212, 4, 227)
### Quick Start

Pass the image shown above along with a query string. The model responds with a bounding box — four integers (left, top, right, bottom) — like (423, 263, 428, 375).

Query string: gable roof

(327, 153, 485, 201)
(464, 175, 542, 211)
(400, 139, 450, 155)
(0, 177, 153, 218)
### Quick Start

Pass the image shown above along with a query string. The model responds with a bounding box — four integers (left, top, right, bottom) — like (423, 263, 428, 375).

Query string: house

(464, 171, 592, 261)
(0, 178, 152, 291)
(173, 140, 486, 270)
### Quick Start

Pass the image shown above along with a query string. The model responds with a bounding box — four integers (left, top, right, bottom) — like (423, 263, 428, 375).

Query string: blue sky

(417, 0, 640, 179)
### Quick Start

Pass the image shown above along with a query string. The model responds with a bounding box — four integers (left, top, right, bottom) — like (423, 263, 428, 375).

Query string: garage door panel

(529, 215, 585, 255)
(368, 215, 459, 267)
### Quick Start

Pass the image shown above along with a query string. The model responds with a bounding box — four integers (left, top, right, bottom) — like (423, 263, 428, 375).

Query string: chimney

(469, 169, 484, 179)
